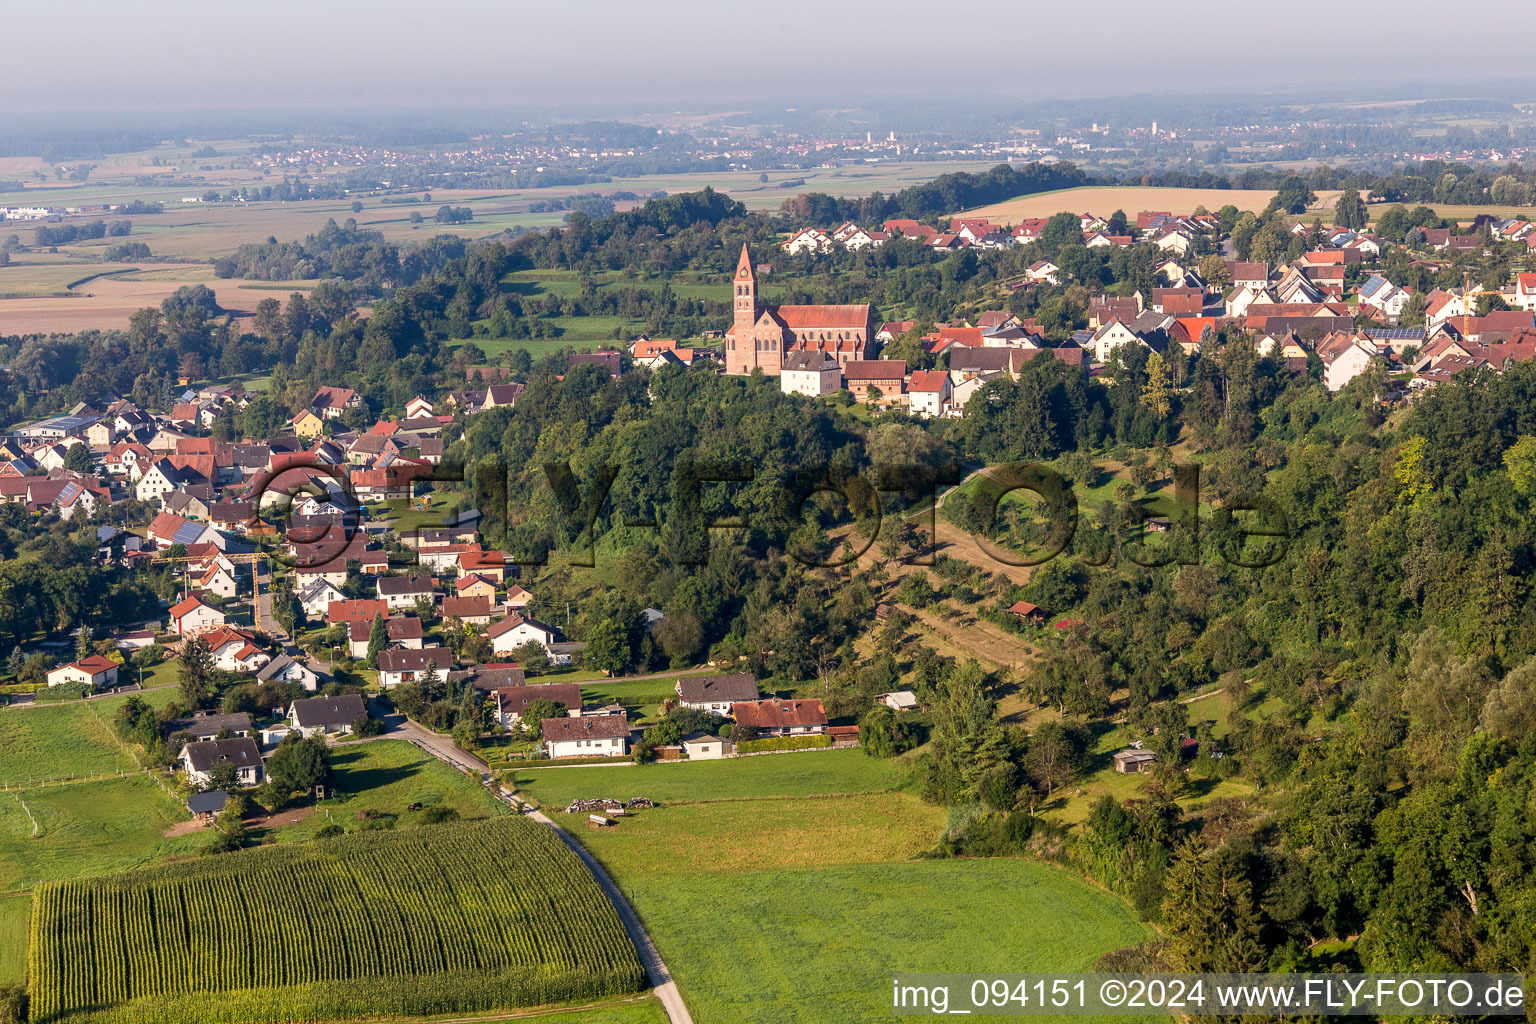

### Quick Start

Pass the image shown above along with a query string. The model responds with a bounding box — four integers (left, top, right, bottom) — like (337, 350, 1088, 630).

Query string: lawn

(0, 894, 27, 984)
(0, 775, 201, 895)
(271, 739, 509, 841)
(629, 860, 1152, 1024)
(0, 701, 139, 787)
(507, 747, 911, 808)
(575, 792, 944, 878)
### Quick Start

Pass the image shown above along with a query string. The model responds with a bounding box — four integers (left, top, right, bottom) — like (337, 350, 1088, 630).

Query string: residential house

(730, 698, 829, 737)
(376, 574, 437, 610)
(165, 711, 255, 743)
(778, 352, 842, 397)
(255, 654, 321, 692)
(201, 626, 270, 673)
(288, 693, 368, 738)
(44, 655, 119, 690)
(181, 737, 264, 787)
(311, 386, 361, 420)
(347, 614, 423, 658)
(905, 369, 951, 418)
(1319, 332, 1376, 392)
(842, 360, 906, 403)
(542, 715, 630, 758)
(170, 594, 226, 635)
(290, 410, 324, 439)
(456, 574, 499, 602)
(487, 614, 558, 655)
(489, 682, 582, 727)
(296, 579, 346, 618)
(328, 598, 390, 625)
(441, 595, 493, 625)
(676, 673, 758, 715)
(376, 646, 453, 688)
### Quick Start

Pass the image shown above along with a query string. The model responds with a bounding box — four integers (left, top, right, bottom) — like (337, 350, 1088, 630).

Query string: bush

(420, 805, 460, 824)
(33, 681, 91, 703)
(352, 714, 384, 737)
(0, 985, 27, 1024)
(735, 734, 833, 754)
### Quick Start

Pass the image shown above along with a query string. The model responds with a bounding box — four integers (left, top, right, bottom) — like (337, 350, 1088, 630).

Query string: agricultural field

(507, 746, 911, 808)
(630, 860, 1151, 1024)
(0, 775, 202, 895)
(0, 894, 28, 984)
(0, 262, 318, 335)
(28, 817, 645, 1024)
(0, 702, 139, 787)
(575, 792, 944, 877)
(273, 739, 509, 840)
(959, 185, 1342, 225)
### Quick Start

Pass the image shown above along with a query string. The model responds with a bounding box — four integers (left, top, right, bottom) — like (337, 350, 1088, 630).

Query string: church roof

(773, 304, 871, 329)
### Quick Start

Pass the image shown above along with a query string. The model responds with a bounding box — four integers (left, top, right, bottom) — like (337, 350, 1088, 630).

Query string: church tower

(733, 243, 757, 339)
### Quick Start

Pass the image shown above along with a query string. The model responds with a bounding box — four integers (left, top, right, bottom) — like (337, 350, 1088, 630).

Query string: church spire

(736, 242, 753, 281)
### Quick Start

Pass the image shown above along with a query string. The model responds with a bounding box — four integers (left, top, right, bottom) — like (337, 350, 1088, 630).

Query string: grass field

(0, 894, 28, 984)
(629, 860, 1151, 1024)
(960, 185, 1342, 225)
(274, 739, 509, 841)
(0, 701, 139, 787)
(0, 775, 201, 895)
(577, 792, 944, 877)
(507, 747, 911, 808)
(29, 817, 645, 1024)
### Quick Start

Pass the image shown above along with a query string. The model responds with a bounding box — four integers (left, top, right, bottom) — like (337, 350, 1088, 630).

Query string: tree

(265, 734, 331, 796)
(519, 698, 566, 739)
(860, 705, 917, 757)
(513, 640, 550, 676)
(1024, 719, 1077, 798)
(207, 760, 241, 792)
(179, 637, 213, 707)
(1335, 187, 1368, 230)
(583, 617, 630, 676)
(62, 444, 93, 473)
(1161, 843, 1266, 971)
(1198, 254, 1230, 288)
(366, 613, 389, 667)
(1275, 176, 1316, 215)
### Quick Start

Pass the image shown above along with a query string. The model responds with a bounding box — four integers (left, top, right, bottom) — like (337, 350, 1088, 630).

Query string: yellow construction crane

(151, 549, 271, 633)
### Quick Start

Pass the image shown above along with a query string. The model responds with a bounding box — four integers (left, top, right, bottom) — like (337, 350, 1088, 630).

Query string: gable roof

(731, 697, 828, 729)
(182, 736, 262, 774)
(676, 673, 758, 705)
(289, 693, 366, 729)
(541, 715, 630, 742)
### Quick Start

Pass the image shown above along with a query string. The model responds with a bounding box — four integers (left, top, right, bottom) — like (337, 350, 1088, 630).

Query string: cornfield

(28, 818, 645, 1023)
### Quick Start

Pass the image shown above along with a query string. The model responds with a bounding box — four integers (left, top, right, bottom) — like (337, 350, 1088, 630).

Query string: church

(724, 244, 875, 375)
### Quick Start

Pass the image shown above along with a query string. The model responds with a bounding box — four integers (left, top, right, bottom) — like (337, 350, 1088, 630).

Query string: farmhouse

(542, 715, 631, 758)
(730, 698, 829, 737)
(180, 737, 264, 788)
(675, 673, 759, 715)
(44, 655, 119, 690)
(288, 694, 367, 738)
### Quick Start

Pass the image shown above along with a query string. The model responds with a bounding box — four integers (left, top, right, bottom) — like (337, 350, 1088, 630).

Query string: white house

(376, 646, 453, 688)
(376, 574, 437, 610)
(905, 369, 951, 419)
(256, 653, 321, 692)
(487, 614, 558, 655)
(180, 737, 264, 788)
(1319, 333, 1376, 392)
(1514, 273, 1536, 312)
(170, 594, 226, 635)
(201, 627, 271, 673)
(541, 715, 630, 758)
(779, 352, 842, 397)
(681, 734, 732, 760)
(45, 655, 119, 690)
(296, 579, 346, 618)
(288, 694, 367, 738)
(674, 673, 758, 715)
(1359, 275, 1412, 320)
(782, 227, 832, 255)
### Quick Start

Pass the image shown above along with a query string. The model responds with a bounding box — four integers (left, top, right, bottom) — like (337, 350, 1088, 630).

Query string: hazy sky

(6, 0, 1536, 113)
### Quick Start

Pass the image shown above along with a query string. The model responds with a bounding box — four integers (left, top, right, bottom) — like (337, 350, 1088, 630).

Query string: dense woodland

(0, 185, 1534, 980)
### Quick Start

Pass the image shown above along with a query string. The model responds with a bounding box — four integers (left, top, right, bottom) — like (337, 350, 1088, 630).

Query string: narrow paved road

(365, 700, 694, 1024)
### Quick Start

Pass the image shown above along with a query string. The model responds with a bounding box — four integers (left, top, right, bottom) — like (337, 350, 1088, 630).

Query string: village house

(181, 737, 264, 788)
(288, 693, 368, 738)
(778, 351, 843, 397)
(730, 698, 829, 737)
(311, 386, 362, 420)
(376, 574, 437, 610)
(489, 682, 582, 727)
(347, 614, 424, 658)
(542, 715, 630, 758)
(487, 614, 559, 655)
(170, 593, 226, 635)
(905, 369, 951, 418)
(166, 711, 255, 743)
(201, 626, 270, 673)
(842, 360, 906, 403)
(255, 654, 321, 692)
(441, 595, 493, 625)
(456, 574, 499, 602)
(376, 646, 453, 688)
(45, 655, 119, 690)
(675, 673, 759, 716)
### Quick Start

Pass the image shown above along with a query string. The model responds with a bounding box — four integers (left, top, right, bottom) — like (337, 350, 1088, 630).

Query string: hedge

(736, 734, 834, 754)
